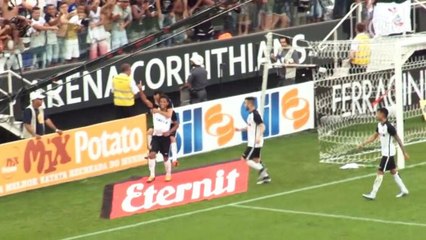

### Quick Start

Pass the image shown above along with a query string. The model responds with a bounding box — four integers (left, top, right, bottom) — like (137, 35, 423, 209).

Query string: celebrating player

(358, 107, 410, 200)
(138, 85, 179, 183)
(145, 91, 179, 167)
(235, 97, 271, 185)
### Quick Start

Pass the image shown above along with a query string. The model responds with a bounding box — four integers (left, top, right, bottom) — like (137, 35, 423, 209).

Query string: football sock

(247, 160, 263, 171)
(393, 172, 408, 193)
(170, 142, 178, 162)
(371, 175, 383, 197)
(148, 158, 156, 178)
(164, 160, 172, 176)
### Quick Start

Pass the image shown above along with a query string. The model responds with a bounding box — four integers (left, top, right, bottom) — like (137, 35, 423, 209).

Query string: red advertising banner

(101, 160, 249, 219)
(0, 114, 148, 197)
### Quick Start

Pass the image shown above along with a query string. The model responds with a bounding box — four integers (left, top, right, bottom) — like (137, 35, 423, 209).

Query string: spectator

(308, 0, 324, 22)
(0, 16, 30, 71)
(180, 53, 208, 104)
(140, 0, 160, 36)
(157, 0, 174, 46)
(333, 0, 352, 19)
(129, 0, 144, 42)
(170, 0, 188, 44)
(238, 0, 250, 35)
(101, 0, 115, 35)
(111, 63, 140, 119)
(260, 0, 274, 30)
(88, 0, 111, 59)
(0, 21, 12, 71)
(222, 0, 238, 35)
(0, 19, 14, 50)
(77, 5, 90, 59)
(68, 0, 78, 13)
(173, 0, 188, 18)
(45, 0, 60, 7)
(57, 2, 71, 63)
(22, 91, 62, 139)
(111, 0, 132, 50)
(271, 37, 299, 86)
(29, 7, 57, 69)
(0, 0, 332, 72)
(63, 6, 82, 62)
(272, 0, 291, 28)
(191, 2, 214, 41)
(44, 4, 60, 66)
(349, 23, 370, 73)
(2, 0, 33, 19)
(188, 0, 208, 15)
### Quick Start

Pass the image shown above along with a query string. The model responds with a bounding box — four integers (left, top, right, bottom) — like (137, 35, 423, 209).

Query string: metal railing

(0, 70, 33, 119)
(319, 0, 426, 49)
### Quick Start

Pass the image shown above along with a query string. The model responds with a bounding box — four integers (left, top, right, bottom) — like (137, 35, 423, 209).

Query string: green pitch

(1, 131, 426, 240)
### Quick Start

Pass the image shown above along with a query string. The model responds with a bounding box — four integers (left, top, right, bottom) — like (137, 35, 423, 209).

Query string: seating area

(0, 0, 335, 72)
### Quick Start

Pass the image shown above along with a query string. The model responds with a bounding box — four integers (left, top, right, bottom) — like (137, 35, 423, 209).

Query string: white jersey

(152, 110, 172, 136)
(376, 121, 397, 157)
(247, 109, 264, 148)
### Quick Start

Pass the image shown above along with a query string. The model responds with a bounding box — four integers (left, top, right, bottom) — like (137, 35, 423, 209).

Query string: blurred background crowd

(0, 0, 344, 72)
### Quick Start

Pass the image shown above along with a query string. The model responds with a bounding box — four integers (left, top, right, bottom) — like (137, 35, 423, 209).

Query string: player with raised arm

(145, 91, 180, 167)
(138, 84, 179, 183)
(358, 108, 410, 200)
(236, 97, 271, 185)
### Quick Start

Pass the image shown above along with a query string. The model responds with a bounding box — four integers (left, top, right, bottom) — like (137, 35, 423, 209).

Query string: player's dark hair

(377, 107, 389, 118)
(245, 97, 256, 105)
(159, 94, 169, 101)
(153, 90, 163, 96)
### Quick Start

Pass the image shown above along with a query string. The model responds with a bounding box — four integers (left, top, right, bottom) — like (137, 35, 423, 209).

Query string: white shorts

(64, 39, 80, 60)
(111, 30, 128, 50)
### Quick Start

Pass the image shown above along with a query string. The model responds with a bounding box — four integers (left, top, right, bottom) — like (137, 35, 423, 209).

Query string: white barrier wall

(173, 82, 315, 157)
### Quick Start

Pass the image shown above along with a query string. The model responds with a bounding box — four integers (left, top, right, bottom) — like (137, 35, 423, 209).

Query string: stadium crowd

(0, 0, 335, 72)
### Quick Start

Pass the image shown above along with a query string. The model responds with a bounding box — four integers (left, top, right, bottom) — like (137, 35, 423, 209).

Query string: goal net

(312, 33, 426, 167)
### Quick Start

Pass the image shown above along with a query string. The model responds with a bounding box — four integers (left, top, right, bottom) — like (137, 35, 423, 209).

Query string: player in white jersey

(358, 108, 410, 200)
(235, 97, 271, 184)
(139, 85, 179, 183)
(145, 91, 180, 167)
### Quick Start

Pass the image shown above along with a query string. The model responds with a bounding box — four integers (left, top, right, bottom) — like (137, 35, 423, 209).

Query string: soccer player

(235, 97, 271, 184)
(358, 107, 410, 200)
(138, 85, 179, 183)
(145, 91, 179, 166)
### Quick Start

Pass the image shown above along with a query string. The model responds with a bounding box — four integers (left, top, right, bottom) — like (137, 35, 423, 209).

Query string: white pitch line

(231, 204, 426, 228)
(61, 161, 426, 240)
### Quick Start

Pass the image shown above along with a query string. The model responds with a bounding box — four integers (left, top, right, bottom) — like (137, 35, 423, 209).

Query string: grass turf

(1, 131, 426, 240)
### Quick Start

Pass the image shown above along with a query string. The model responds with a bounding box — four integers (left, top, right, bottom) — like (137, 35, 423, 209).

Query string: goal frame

(261, 31, 426, 169)
(394, 37, 426, 169)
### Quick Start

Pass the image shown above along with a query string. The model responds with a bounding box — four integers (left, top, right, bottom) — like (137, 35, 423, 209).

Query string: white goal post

(260, 31, 426, 169)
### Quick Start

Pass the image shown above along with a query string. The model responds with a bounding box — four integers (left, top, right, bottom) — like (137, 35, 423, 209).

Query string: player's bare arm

(393, 134, 410, 160)
(164, 120, 180, 137)
(358, 132, 379, 149)
(153, 108, 173, 118)
(137, 83, 154, 109)
(235, 127, 248, 132)
(256, 123, 265, 143)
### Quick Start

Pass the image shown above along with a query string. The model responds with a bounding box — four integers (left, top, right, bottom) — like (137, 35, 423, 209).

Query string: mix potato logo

(204, 104, 235, 146)
(282, 88, 310, 130)
(0, 114, 148, 197)
(1, 146, 20, 180)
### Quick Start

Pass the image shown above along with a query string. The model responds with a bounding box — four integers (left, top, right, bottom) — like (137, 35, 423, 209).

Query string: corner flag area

(1, 131, 426, 240)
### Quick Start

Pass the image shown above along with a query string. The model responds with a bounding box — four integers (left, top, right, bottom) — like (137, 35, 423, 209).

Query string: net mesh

(309, 34, 426, 164)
